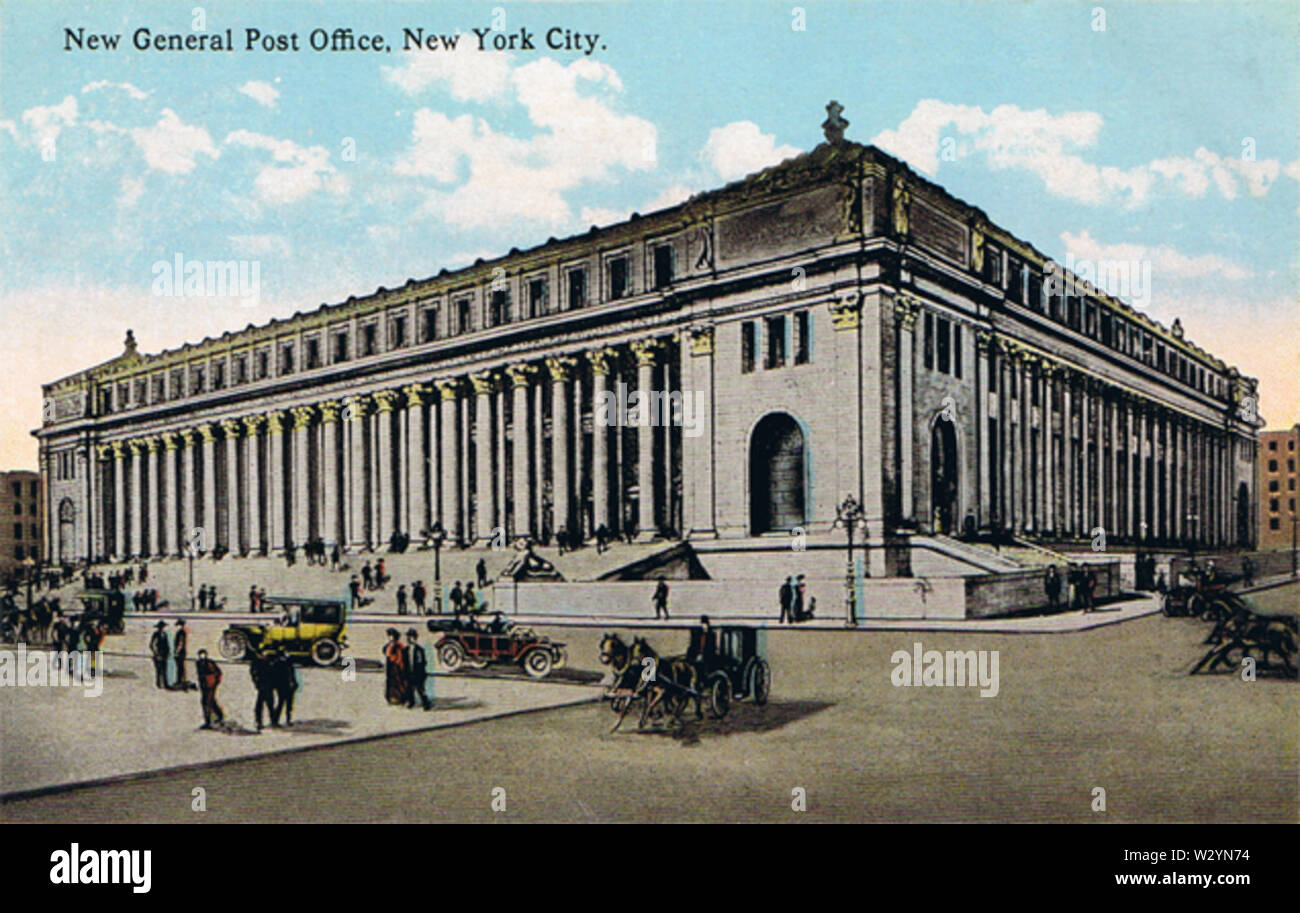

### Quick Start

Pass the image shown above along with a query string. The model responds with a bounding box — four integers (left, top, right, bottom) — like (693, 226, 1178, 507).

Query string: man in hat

(149, 620, 170, 689)
(269, 648, 298, 726)
(195, 648, 224, 728)
(249, 648, 279, 731)
(778, 576, 794, 624)
(652, 576, 669, 619)
(404, 628, 432, 710)
(173, 619, 190, 689)
(412, 580, 427, 616)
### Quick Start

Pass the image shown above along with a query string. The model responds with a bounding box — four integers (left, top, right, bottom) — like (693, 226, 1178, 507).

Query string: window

(135, 378, 147, 404)
(170, 369, 184, 399)
(1290, 440, 1295, 450)
(653, 244, 674, 289)
(191, 365, 205, 394)
(117, 382, 129, 408)
(13, 501, 20, 514)
(1027, 272, 1043, 314)
(212, 361, 226, 389)
(456, 297, 473, 333)
(234, 357, 248, 384)
(983, 244, 1002, 286)
(255, 350, 269, 379)
(608, 256, 629, 300)
(1270, 498, 1280, 512)
(936, 317, 951, 374)
(923, 311, 934, 369)
(1289, 459, 1295, 472)
(28, 523, 35, 539)
(741, 321, 757, 374)
(421, 306, 440, 342)
(280, 342, 295, 375)
(765, 315, 787, 369)
(953, 324, 962, 378)
(1291, 498, 1296, 511)
(566, 268, 586, 310)
(13, 546, 22, 560)
(1006, 259, 1024, 304)
(390, 313, 408, 348)
(1270, 518, 1281, 530)
(1067, 298, 1080, 330)
(488, 289, 509, 327)
(333, 331, 349, 363)
(361, 323, 377, 356)
(14, 523, 22, 539)
(1269, 480, 1279, 492)
(528, 278, 547, 318)
(1269, 460, 1279, 472)
(11, 482, 20, 498)
(794, 311, 811, 365)
(305, 337, 321, 369)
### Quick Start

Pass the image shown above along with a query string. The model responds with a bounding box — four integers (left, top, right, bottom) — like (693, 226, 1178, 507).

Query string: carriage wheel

(1188, 594, 1206, 618)
(439, 642, 466, 671)
(750, 659, 771, 706)
(706, 672, 731, 719)
(1161, 594, 1176, 617)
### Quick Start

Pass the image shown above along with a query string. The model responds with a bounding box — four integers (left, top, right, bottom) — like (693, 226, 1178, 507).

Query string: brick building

(34, 105, 1260, 574)
(1259, 424, 1300, 551)
(0, 470, 43, 580)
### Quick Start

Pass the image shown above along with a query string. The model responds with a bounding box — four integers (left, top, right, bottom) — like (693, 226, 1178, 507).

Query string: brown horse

(598, 632, 702, 731)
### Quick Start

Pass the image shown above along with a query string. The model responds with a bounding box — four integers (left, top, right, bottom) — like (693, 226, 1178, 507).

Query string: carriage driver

(686, 616, 717, 666)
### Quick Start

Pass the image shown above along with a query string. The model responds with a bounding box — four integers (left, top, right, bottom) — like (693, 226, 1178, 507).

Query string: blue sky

(1, 0, 1297, 468)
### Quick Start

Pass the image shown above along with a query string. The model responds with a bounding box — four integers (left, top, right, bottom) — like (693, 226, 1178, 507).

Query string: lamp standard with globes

(832, 494, 868, 628)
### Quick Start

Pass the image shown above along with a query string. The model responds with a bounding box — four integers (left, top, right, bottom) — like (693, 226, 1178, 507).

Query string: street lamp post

(427, 521, 447, 613)
(22, 556, 35, 612)
(833, 494, 868, 628)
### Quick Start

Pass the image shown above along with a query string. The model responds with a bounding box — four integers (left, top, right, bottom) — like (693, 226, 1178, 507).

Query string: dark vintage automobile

(219, 596, 349, 666)
(428, 615, 566, 679)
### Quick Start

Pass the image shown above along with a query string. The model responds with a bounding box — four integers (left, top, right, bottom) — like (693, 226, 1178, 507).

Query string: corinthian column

(403, 385, 428, 540)
(471, 371, 497, 540)
(342, 395, 368, 550)
(145, 436, 161, 556)
(111, 441, 126, 560)
(221, 419, 242, 555)
(436, 379, 462, 543)
(895, 298, 919, 523)
(291, 405, 315, 549)
(198, 424, 218, 552)
(373, 390, 399, 546)
(976, 330, 993, 528)
(586, 349, 616, 536)
(547, 355, 578, 539)
(128, 439, 145, 557)
(265, 411, 286, 552)
(243, 415, 265, 554)
(630, 340, 659, 540)
(507, 364, 536, 539)
(320, 401, 340, 548)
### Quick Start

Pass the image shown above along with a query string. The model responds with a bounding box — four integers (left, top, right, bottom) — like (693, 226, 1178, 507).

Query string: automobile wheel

(219, 630, 249, 661)
(750, 658, 771, 706)
(523, 648, 554, 679)
(311, 638, 340, 667)
(439, 641, 465, 671)
(1161, 594, 1175, 617)
(1188, 594, 1206, 618)
(706, 672, 730, 719)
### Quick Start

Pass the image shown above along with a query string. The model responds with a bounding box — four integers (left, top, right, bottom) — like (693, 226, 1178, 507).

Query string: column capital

(373, 389, 400, 413)
(319, 400, 341, 424)
(469, 370, 498, 396)
(506, 362, 538, 387)
(434, 378, 462, 402)
(111, 440, 127, 460)
(828, 291, 861, 331)
(242, 413, 266, 435)
(975, 328, 995, 353)
(402, 383, 428, 408)
(585, 347, 619, 375)
(627, 342, 658, 369)
(144, 435, 161, 453)
(95, 443, 112, 460)
(197, 423, 218, 444)
(547, 354, 580, 379)
(220, 418, 242, 438)
(127, 437, 146, 455)
(687, 326, 715, 357)
(179, 428, 198, 448)
(162, 432, 179, 451)
(893, 295, 921, 329)
(341, 394, 369, 420)
(291, 404, 317, 429)
(265, 411, 286, 435)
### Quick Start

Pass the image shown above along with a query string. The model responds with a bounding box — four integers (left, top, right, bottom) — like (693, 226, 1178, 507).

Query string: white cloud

(21, 95, 78, 149)
(130, 108, 218, 174)
(118, 177, 144, 208)
(872, 99, 1290, 208)
(383, 40, 513, 102)
(1061, 229, 1252, 282)
(237, 80, 281, 109)
(701, 121, 799, 181)
(393, 56, 656, 229)
(225, 129, 348, 205)
(82, 80, 149, 101)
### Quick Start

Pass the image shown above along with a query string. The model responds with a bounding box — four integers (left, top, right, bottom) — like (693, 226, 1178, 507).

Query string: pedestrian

(1242, 556, 1255, 588)
(778, 576, 794, 624)
(449, 581, 464, 615)
(1066, 565, 1080, 610)
(412, 580, 426, 615)
(1044, 565, 1062, 611)
(331, 543, 341, 571)
(463, 582, 478, 614)
(269, 649, 299, 726)
(383, 628, 408, 705)
(476, 558, 488, 589)
(794, 574, 807, 621)
(196, 649, 224, 729)
(149, 620, 170, 689)
(362, 561, 373, 591)
(652, 576, 669, 620)
(396, 584, 408, 615)
(376, 557, 387, 590)
(404, 628, 433, 710)
(173, 619, 190, 689)
(249, 649, 279, 731)
(249, 584, 258, 613)
(1081, 570, 1097, 613)
(349, 575, 361, 608)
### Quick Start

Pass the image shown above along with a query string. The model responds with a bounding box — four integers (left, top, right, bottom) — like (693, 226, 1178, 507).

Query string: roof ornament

(123, 329, 138, 356)
(1171, 318, 1184, 339)
(822, 100, 848, 144)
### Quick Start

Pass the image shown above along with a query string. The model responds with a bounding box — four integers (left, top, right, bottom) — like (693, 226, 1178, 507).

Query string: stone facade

(35, 126, 1260, 572)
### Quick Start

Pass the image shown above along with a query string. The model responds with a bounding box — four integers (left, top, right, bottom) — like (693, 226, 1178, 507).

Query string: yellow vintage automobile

(218, 596, 348, 666)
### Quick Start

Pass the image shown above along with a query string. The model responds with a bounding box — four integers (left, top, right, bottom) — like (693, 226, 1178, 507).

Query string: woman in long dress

(383, 628, 408, 705)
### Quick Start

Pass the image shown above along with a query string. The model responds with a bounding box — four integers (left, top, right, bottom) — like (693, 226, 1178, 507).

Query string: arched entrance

(930, 420, 959, 534)
(750, 413, 806, 534)
(1236, 482, 1251, 548)
(58, 498, 75, 561)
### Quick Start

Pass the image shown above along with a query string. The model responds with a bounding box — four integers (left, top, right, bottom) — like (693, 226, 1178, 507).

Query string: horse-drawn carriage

(1162, 570, 1236, 618)
(599, 622, 771, 731)
(1188, 590, 1297, 678)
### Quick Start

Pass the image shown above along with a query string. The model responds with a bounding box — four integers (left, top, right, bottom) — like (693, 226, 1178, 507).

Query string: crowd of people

(1042, 563, 1099, 612)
